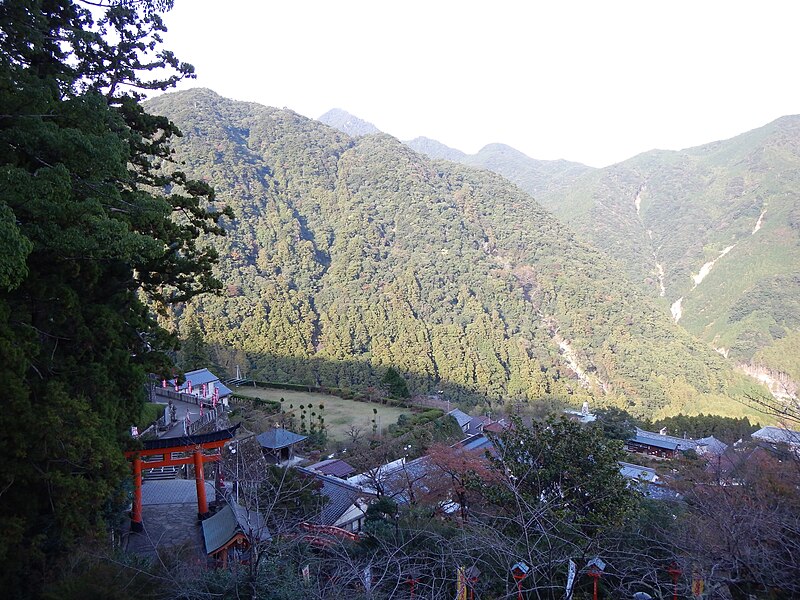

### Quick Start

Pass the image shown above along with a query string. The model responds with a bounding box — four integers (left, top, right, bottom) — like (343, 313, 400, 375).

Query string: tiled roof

(447, 409, 472, 429)
(297, 468, 371, 526)
(256, 428, 307, 450)
(139, 424, 240, 451)
(695, 436, 728, 456)
(632, 429, 696, 451)
(178, 368, 219, 386)
(308, 458, 356, 478)
(168, 369, 219, 389)
(752, 426, 800, 446)
(383, 456, 436, 504)
(215, 382, 233, 397)
(141, 479, 217, 505)
(346, 458, 406, 489)
(466, 416, 491, 435)
(202, 502, 270, 555)
(618, 461, 658, 483)
(483, 421, 507, 434)
(167, 369, 232, 396)
(460, 434, 495, 452)
(629, 434, 679, 451)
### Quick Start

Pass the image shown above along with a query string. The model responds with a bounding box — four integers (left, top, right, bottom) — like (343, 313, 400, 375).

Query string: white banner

(565, 559, 577, 598)
(362, 564, 372, 592)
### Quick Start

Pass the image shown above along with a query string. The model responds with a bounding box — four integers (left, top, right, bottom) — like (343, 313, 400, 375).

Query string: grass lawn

(232, 386, 409, 442)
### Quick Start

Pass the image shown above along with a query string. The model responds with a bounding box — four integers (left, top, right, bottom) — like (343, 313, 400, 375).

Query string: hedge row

(245, 380, 418, 411)
(231, 393, 281, 414)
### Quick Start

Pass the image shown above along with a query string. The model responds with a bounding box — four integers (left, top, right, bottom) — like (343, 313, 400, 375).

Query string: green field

(232, 386, 409, 442)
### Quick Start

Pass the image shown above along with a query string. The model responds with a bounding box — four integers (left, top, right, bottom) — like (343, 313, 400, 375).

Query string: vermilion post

(512, 574, 525, 600)
(668, 563, 682, 600)
(406, 577, 418, 599)
(131, 455, 143, 532)
(468, 576, 478, 600)
(587, 568, 601, 600)
(193, 449, 209, 520)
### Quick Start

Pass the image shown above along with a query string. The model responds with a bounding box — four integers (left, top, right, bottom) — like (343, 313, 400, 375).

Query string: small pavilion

(202, 501, 271, 568)
(256, 427, 307, 464)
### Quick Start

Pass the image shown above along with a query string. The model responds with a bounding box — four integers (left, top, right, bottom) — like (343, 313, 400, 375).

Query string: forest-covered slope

(533, 117, 800, 393)
(146, 88, 768, 419)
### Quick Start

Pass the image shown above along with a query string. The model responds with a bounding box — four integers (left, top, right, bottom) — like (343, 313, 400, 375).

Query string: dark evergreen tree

(382, 366, 410, 398)
(178, 322, 214, 372)
(592, 406, 641, 440)
(0, 1, 230, 594)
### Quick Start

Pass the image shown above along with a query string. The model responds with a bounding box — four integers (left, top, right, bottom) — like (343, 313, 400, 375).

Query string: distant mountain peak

(405, 137, 467, 162)
(318, 108, 380, 137)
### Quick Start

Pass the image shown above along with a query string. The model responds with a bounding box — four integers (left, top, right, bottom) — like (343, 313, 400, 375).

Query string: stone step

(143, 466, 179, 481)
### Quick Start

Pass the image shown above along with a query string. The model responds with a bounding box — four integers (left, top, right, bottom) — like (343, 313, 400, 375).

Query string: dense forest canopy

(0, 0, 229, 593)
(147, 88, 769, 421)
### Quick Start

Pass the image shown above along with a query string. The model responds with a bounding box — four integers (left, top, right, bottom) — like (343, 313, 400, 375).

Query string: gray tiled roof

(448, 409, 472, 429)
(167, 368, 233, 398)
(752, 426, 800, 446)
(634, 428, 697, 451)
(460, 433, 495, 452)
(630, 434, 679, 451)
(256, 428, 308, 450)
(202, 502, 270, 555)
(177, 368, 219, 387)
(297, 467, 371, 526)
(619, 461, 658, 483)
(466, 416, 491, 435)
(308, 458, 356, 478)
(695, 436, 728, 455)
(383, 456, 437, 504)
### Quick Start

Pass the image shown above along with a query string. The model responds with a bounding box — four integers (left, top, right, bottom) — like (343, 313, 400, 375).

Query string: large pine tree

(0, 1, 230, 593)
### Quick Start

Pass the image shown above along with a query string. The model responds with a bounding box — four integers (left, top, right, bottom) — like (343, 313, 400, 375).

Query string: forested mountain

(318, 108, 380, 137)
(407, 138, 594, 199)
(530, 118, 800, 396)
(146, 88, 768, 420)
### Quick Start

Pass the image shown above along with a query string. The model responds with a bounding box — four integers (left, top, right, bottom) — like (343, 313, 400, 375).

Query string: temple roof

(138, 424, 240, 451)
(202, 502, 270, 555)
(256, 427, 307, 450)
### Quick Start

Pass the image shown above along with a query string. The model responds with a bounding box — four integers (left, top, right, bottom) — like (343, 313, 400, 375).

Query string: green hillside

(534, 117, 800, 388)
(146, 88, 769, 420)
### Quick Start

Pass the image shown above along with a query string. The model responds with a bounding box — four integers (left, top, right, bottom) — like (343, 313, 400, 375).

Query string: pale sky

(161, 1, 800, 168)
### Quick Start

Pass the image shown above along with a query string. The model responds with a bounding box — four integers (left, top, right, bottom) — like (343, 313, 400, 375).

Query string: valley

(146, 89, 772, 422)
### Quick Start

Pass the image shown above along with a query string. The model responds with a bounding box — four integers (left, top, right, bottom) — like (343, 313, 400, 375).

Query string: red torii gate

(124, 425, 239, 532)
